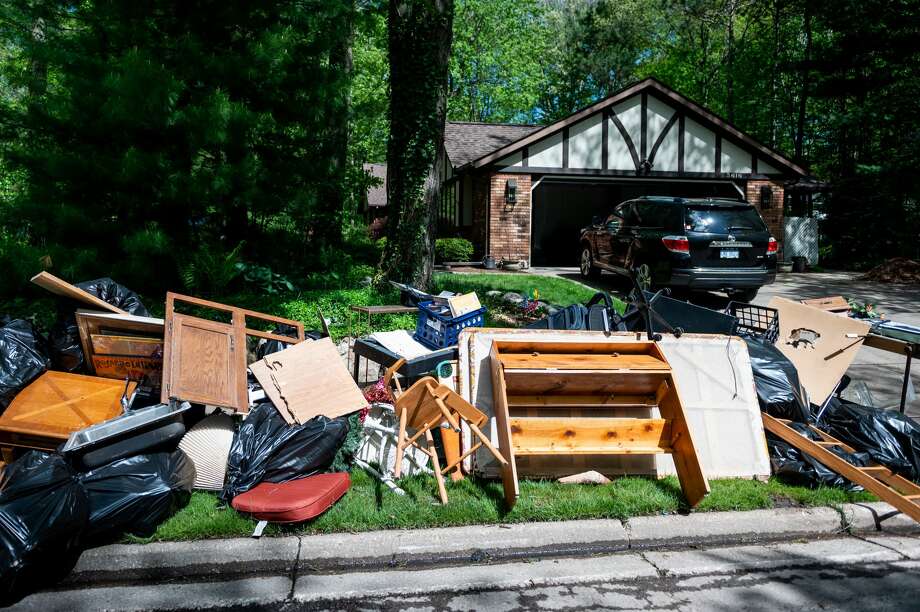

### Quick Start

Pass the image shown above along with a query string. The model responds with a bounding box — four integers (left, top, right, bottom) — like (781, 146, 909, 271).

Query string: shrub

(435, 238, 474, 263)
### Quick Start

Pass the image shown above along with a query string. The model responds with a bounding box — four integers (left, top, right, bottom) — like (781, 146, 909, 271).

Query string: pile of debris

(863, 257, 920, 284)
(2, 269, 920, 603)
(0, 273, 369, 603)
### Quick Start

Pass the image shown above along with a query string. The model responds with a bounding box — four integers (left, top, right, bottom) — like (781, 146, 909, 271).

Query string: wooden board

(448, 292, 482, 318)
(0, 371, 134, 450)
(762, 413, 920, 524)
(31, 272, 127, 314)
(76, 310, 165, 383)
(510, 417, 671, 455)
(801, 295, 850, 313)
(249, 337, 366, 425)
(502, 370, 669, 396)
(90, 334, 163, 357)
(490, 342, 520, 508)
(161, 292, 304, 413)
(769, 297, 871, 405)
(91, 355, 163, 381)
(498, 352, 670, 371)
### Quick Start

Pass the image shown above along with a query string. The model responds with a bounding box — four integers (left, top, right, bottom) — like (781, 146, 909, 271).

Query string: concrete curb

(64, 502, 919, 587)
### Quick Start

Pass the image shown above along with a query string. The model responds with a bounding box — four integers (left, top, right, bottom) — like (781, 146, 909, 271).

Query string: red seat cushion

(231, 473, 350, 523)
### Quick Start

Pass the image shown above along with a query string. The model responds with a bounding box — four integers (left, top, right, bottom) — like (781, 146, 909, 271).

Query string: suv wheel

(580, 247, 600, 279)
(728, 288, 759, 303)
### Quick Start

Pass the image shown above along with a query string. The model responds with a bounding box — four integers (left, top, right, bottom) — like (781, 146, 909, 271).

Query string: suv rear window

(684, 205, 767, 233)
(634, 202, 681, 231)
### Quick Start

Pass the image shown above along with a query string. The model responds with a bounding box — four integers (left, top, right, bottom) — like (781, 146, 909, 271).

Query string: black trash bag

(48, 317, 84, 372)
(767, 423, 872, 491)
(0, 451, 88, 605)
(80, 449, 195, 543)
(74, 278, 150, 317)
(820, 397, 920, 482)
(254, 325, 324, 360)
(222, 402, 349, 502)
(744, 336, 812, 423)
(0, 319, 51, 411)
(46, 277, 150, 372)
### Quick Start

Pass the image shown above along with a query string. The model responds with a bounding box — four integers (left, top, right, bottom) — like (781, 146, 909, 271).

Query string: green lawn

(138, 469, 876, 542)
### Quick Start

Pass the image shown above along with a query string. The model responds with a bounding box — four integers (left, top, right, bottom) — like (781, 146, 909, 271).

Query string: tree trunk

(315, 5, 355, 250)
(794, 2, 811, 163)
(382, 0, 454, 289)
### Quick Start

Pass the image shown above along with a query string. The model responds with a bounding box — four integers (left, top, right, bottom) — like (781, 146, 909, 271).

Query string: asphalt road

(536, 268, 920, 419)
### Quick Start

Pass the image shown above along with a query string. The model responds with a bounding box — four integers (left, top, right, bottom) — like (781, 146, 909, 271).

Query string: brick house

(438, 77, 806, 266)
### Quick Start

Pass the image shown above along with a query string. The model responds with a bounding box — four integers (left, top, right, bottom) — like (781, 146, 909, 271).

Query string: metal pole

(899, 345, 913, 414)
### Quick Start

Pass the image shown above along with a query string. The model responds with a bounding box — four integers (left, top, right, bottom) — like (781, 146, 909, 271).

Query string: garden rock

(502, 292, 524, 305)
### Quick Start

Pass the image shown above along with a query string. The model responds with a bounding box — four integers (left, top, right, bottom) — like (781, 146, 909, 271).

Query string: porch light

(505, 179, 517, 205)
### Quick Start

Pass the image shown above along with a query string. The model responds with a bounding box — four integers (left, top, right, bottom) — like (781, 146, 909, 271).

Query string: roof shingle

(443, 122, 541, 168)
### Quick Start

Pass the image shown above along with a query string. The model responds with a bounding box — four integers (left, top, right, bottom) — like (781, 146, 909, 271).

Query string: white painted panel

(646, 96, 675, 147)
(528, 131, 563, 168)
(495, 151, 523, 169)
(720, 138, 752, 173)
(606, 116, 635, 170)
(568, 114, 603, 169)
(758, 158, 780, 175)
(653, 125, 679, 172)
(458, 329, 770, 480)
(613, 96, 642, 151)
(684, 117, 716, 173)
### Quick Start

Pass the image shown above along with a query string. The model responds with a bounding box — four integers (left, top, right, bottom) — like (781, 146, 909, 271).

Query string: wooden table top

(0, 371, 133, 441)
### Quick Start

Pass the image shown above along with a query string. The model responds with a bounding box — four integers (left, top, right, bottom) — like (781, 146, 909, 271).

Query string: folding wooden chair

(383, 359, 508, 503)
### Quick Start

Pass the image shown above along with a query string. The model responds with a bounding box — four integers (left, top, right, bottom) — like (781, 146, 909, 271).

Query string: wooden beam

(562, 127, 569, 169)
(762, 413, 920, 523)
(648, 112, 679, 168)
(609, 111, 641, 171)
(677, 114, 685, 173)
(510, 417, 672, 455)
(640, 92, 648, 161)
(601, 110, 609, 170)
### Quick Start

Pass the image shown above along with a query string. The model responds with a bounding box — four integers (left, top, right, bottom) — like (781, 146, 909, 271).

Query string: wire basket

(726, 301, 779, 343)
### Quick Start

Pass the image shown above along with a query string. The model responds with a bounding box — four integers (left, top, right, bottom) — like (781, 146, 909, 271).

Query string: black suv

(579, 196, 777, 301)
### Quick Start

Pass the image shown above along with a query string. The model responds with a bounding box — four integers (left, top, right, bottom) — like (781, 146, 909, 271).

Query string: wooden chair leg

(468, 422, 508, 465)
(393, 407, 408, 478)
(425, 429, 448, 504)
(440, 425, 464, 481)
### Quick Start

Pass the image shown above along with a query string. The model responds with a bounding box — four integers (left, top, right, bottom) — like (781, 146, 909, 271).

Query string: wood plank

(30, 272, 127, 314)
(656, 372, 710, 506)
(762, 413, 920, 523)
(90, 334, 163, 357)
(498, 352, 670, 371)
(507, 394, 655, 408)
(447, 292, 482, 318)
(0, 371, 133, 444)
(502, 370, 669, 396)
(76, 310, 165, 381)
(490, 342, 519, 509)
(493, 340, 667, 358)
(510, 417, 671, 455)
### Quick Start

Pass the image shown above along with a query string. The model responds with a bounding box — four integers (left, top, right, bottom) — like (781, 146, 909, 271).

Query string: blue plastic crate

(413, 300, 486, 349)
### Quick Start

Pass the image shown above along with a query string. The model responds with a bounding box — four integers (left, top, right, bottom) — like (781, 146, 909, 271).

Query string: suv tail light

(662, 236, 689, 253)
(767, 237, 778, 254)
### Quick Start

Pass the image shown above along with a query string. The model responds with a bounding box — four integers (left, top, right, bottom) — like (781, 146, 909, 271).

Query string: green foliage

(235, 262, 296, 295)
(180, 242, 244, 296)
(435, 237, 474, 263)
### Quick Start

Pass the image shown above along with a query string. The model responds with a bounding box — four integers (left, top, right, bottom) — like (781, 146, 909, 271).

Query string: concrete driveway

(533, 268, 920, 418)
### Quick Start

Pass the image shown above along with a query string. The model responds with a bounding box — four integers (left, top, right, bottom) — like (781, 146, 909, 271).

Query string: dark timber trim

(490, 166, 771, 180)
(751, 155, 758, 174)
(601, 110, 609, 170)
(715, 134, 722, 175)
(562, 127, 569, 169)
(609, 111, 641, 171)
(677, 114, 685, 173)
(648, 112, 679, 167)
(522, 147, 528, 168)
(640, 92, 648, 161)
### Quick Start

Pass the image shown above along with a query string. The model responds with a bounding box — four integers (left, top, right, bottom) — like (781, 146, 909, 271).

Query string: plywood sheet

(769, 297, 870, 405)
(249, 337, 366, 424)
(91, 335, 163, 357)
(0, 371, 133, 449)
(31, 272, 127, 314)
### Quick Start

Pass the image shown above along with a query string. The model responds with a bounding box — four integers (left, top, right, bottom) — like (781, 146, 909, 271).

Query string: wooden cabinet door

(162, 313, 239, 409)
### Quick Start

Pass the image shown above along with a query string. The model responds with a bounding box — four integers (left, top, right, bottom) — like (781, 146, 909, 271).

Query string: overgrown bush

(435, 238, 474, 263)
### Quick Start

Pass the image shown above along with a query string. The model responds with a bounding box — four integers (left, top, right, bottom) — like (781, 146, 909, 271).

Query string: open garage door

(530, 178, 742, 266)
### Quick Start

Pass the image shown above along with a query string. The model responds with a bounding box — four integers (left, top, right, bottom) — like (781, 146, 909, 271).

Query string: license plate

(720, 249, 740, 259)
